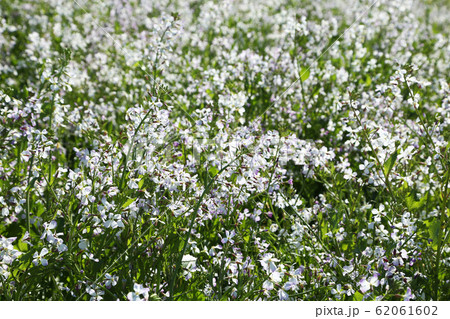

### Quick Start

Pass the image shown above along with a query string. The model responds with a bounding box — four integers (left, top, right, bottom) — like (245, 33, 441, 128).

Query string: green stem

(168, 157, 240, 300)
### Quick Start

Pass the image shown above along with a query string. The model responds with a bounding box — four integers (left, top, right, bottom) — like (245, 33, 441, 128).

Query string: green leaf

(206, 89, 214, 98)
(406, 192, 428, 211)
(149, 293, 162, 301)
(318, 212, 328, 239)
(122, 198, 136, 208)
(353, 291, 364, 301)
(299, 67, 310, 82)
(209, 166, 219, 176)
(383, 150, 398, 178)
(405, 195, 415, 211)
(26, 177, 39, 191)
(429, 219, 441, 250)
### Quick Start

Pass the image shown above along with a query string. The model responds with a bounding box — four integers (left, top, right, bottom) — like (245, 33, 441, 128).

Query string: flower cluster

(0, 0, 448, 300)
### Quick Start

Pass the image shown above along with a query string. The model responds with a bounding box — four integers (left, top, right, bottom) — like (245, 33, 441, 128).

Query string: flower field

(0, 0, 449, 301)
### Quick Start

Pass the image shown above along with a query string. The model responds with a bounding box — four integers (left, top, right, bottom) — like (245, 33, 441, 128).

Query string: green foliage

(0, 0, 449, 302)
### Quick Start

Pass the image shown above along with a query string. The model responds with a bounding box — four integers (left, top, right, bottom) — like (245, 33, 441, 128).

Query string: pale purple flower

(105, 273, 118, 289)
(260, 253, 280, 273)
(86, 286, 104, 301)
(263, 280, 274, 291)
(404, 287, 415, 301)
(278, 289, 289, 300)
(331, 284, 344, 299)
(32, 248, 49, 266)
(359, 273, 380, 293)
(40, 220, 57, 242)
(221, 230, 235, 244)
(127, 283, 149, 301)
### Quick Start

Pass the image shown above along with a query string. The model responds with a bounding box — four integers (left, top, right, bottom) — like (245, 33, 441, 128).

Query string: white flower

(236, 175, 247, 185)
(392, 257, 404, 266)
(86, 286, 104, 301)
(105, 273, 118, 289)
(372, 204, 386, 223)
(269, 270, 283, 283)
(127, 178, 140, 189)
(278, 289, 289, 300)
(40, 220, 57, 242)
(359, 160, 374, 175)
(343, 168, 356, 180)
(359, 279, 370, 293)
(181, 254, 197, 279)
(0, 236, 16, 251)
(263, 280, 274, 291)
(342, 265, 353, 277)
(359, 273, 380, 293)
(77, 185, 94, 206)
(404, 287, 415, 301)
(181, 254, 197, 268)
(260, 253, 280, 273)
(283, 276, 299, 291)
(127, 283, 149, 301)
(331, 284, 344, 299)
(269, 224, 279, 233)
(56, 239, 68, 253)
(78, 239, 89, 250)
(221, 230, 235, 244)
(0, 236, 22, 265)
(1, 207, 9, 217)
(21, 231, 32, 246)
(32, 248, 49, 266)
